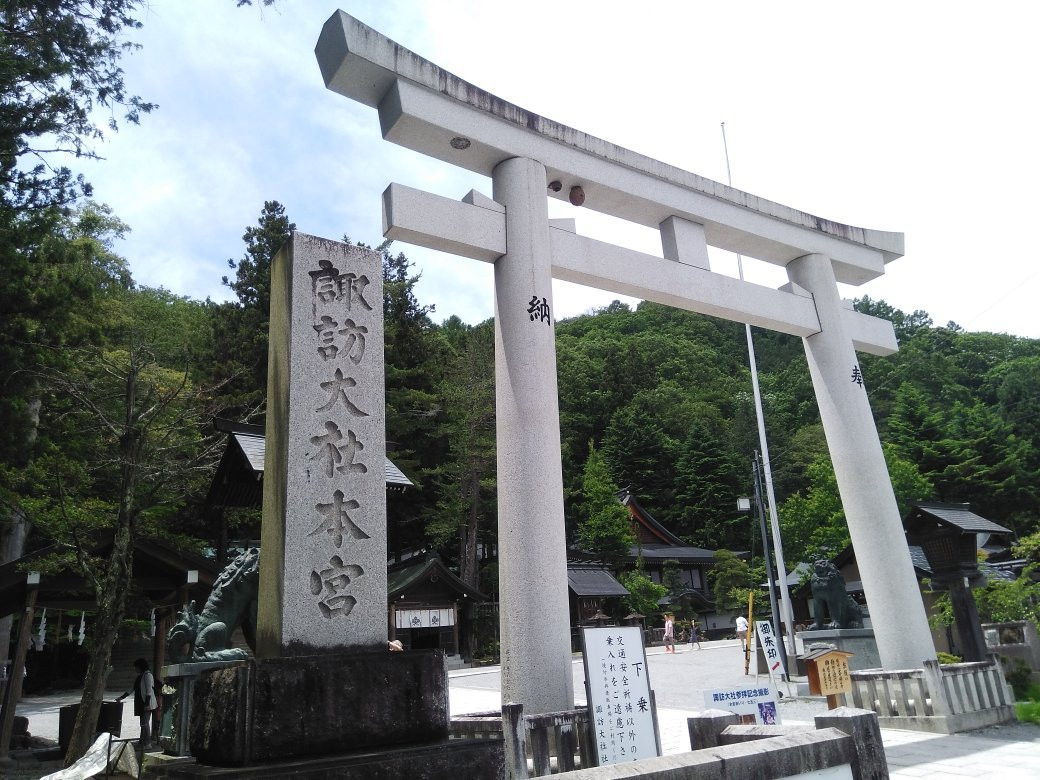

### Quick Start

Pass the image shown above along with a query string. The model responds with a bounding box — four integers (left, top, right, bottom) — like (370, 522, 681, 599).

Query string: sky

(78, 0, 1040, 339)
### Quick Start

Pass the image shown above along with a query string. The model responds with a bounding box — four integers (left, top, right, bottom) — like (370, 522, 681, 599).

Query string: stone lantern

(903, 503, 1011, 662)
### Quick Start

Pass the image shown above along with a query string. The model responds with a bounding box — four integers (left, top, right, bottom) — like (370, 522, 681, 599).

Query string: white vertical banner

(581, 626, 659, 766)
(755, 620, 783, 688)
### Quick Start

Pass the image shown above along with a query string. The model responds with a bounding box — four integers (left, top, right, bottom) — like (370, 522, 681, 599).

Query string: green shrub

(1015, 699, 1040, 726)
(936, 651, 961, 665)
(1001, 658, 1034, 701)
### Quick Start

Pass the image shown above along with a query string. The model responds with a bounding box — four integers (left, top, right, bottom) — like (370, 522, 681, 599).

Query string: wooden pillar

(948, 578, 988, 662)
(0, 586, 37, 759)
(153, 607, 172, 678)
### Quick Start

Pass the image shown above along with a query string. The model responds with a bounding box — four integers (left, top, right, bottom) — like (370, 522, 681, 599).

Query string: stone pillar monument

(257, 232, 386, 656)
(177, 235, 507, 775)
(492, 157, 575, 714)
(787, 253, 935, 670)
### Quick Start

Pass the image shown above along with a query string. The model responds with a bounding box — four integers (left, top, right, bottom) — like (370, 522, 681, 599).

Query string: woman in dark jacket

(117, 658, 158, 750)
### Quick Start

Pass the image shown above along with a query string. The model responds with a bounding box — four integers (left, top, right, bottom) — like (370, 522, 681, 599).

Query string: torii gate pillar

(493, 157, 574, 712)
(788, 254, 933, 669)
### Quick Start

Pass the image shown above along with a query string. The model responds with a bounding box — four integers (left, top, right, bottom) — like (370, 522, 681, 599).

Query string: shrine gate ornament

(315, 10, 936, 715)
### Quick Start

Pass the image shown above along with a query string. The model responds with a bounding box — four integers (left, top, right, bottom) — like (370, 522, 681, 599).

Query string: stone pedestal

(164, 738, 504, 779)
(797, 629, 880, 671)
(189, 650, 449, 766)
(178, 649, 503, 778)
(161, 660, 249, 757)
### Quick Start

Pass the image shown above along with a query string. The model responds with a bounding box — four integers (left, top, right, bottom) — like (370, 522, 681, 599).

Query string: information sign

(581, 626, 659, 765)
(703, 684, 781, 725)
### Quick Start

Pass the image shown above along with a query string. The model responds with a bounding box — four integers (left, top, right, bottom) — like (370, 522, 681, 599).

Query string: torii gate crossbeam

(315, 10, 937, 716)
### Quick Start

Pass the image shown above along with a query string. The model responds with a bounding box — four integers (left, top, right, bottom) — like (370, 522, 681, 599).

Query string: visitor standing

(663, 613, 675, 653)
(689, 620, 702, 650)
(117, 658, 158, 751)
(735, 614, 748, 651)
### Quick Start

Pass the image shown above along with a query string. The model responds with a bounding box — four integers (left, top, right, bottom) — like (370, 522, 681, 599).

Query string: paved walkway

(449, 642, 1040, 779)
(8, 641, 1039, 778)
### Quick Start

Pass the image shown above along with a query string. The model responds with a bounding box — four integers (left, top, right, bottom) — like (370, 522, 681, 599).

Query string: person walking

(735, 614, 749, 652)
(663, 613, 675, 653)
(117, 658, 158, 751)
(689, 620, 702, 650)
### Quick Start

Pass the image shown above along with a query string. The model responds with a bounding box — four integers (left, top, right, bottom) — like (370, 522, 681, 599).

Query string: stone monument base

(188, 649, 453, 766)
(160, 738, 504, 779)
(796, 628, 880, 671)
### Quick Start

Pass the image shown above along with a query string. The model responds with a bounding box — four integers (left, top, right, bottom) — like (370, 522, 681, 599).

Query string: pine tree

(577, 444, 635, 567)
(425, 318, 496, 587)
(209, 201, 295, 420)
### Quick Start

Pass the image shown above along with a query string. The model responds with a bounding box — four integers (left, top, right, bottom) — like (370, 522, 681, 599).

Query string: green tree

(1013, 530, 1040, 564)
(209, 200, 295, 420)
(0, 1, 156, 214)
(672, 416, 746, 549)
(425, 319, 496, 588)
(618, 569, 667, 619)
(706, 549, 759, 612)
(24, 285, 219, 765)
(932, 401, 1035, 531)
(379, 245, 447, 558)
(929, 566, 1040, 628)
(0, 202, 133, 665)
(576, 444, 634, 567)
(779, 446, 933, 564)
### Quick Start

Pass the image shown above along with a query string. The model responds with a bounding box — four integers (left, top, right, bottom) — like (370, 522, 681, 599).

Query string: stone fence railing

(842, 656, 1015, 733)
(548, 707, 886, 780)
(451, 704, 885, 779)
(983, 620, 1040, 685)
(450, 704, 590, 777)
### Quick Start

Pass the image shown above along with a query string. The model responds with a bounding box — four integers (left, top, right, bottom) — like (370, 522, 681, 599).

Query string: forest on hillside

(4, 198, 1040, 592)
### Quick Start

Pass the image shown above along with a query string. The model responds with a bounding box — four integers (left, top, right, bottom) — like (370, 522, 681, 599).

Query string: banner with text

(703, 684, 780, 725)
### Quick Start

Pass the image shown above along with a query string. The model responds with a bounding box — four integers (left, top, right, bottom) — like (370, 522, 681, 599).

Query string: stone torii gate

(316, 10, 936, 715)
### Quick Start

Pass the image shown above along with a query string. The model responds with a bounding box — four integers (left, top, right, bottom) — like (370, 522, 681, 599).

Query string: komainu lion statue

(167, 547, 260, 662)
(809, 559, 863, 630)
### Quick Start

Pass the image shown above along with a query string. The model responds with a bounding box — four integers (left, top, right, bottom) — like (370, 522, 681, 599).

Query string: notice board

(581, 626, 660, 765)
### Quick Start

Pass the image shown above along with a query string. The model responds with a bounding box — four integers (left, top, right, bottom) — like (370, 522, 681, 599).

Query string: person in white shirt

(735, 615, 749, 651)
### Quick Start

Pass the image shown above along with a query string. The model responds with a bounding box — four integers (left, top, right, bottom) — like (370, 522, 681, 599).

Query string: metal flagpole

(754, 451, 788, 680)
(721, 124, 797, 657)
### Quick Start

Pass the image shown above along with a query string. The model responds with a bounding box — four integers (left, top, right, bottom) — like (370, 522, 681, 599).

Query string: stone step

(444, 654, 469, 671)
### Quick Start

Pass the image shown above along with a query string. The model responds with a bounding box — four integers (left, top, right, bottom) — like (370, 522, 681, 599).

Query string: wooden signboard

(803, 648, 854, 708)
